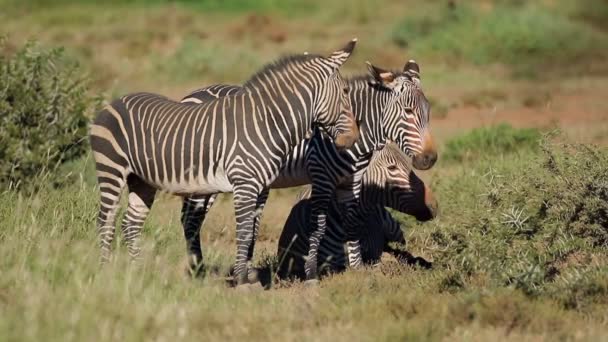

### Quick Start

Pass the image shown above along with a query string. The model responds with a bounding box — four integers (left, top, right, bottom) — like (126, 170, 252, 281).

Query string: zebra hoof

(304, 279, 320, 287)
(247, 268, 261, 284)
(186, 263, 206, 278)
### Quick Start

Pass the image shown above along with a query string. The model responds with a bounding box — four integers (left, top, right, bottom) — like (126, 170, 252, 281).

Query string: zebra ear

(404, 59, 421, 85)
(366, 61, 398, 88)
(327, 38, 357, 69)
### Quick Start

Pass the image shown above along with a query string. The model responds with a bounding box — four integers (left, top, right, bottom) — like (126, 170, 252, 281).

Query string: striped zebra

(179, 59, 437, 282)
(277, 143, 436, 279)
(89, 40, 360, 287)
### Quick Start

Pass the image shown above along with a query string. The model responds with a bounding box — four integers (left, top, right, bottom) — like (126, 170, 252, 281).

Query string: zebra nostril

(413, 151, 437, 170)
(427, 152, 437, 166)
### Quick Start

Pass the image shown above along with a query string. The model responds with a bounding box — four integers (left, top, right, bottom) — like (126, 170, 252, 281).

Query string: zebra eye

(387, 164, 398, 171)
(343, 87, 349, 94)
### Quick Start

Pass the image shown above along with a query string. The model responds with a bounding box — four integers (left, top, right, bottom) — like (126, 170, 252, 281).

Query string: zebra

(177, 59, 437, 282)
(89, 39, 360, 287)
(277, 143, 437, 279)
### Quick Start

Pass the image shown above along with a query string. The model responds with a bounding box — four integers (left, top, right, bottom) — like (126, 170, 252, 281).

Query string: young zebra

(277, 143, 437, 279)
(89, 40, 359, 287)
(179, 60, 437, 281)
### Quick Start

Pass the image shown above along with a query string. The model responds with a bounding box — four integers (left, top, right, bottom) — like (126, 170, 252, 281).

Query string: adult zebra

(89, 40, 359, 287)
(277, 143, 436, 279)
(178, 59, 437, 282)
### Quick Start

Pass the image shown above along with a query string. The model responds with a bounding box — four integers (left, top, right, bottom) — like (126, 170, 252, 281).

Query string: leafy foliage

(0, 40, 99, 191)
(399, 137, 608, 310)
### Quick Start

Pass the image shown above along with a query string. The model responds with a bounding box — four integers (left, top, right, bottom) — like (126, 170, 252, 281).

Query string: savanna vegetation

(1, 0, 607, 341)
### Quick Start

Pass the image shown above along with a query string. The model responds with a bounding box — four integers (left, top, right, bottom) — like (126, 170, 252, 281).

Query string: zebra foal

(89, 40, 359, 286)
(277, 143, 437, 279)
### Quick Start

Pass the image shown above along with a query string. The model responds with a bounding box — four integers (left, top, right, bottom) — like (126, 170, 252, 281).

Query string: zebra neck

(243, 85, 313, 149)
(349, 85, 392, 157)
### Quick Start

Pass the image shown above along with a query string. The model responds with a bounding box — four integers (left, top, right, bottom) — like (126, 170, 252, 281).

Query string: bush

(0, 40, 99, 191)
(442, 124, 541, 162)
(400, 137, 608, 309)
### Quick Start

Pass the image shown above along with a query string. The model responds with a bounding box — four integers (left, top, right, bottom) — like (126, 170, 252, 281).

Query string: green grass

(442, 124, 541, 163)
(0, 0, 317, 15)
(1, 135, 607, 341)
(1, 1, 608, 340)
(152, 37, 262, 85)
(392, 2, 608, 76)
(396, 137, 608, 309)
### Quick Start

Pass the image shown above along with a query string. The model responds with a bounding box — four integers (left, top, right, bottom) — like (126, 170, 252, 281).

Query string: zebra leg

(343, 205, 364, 269)
(232, 186, 260, 287)
(346, 240, 363, 269)
(304, 183, 336, 282)
(181, 194, 217, 277)
(95, 167, 128, 263)
(243, 188, 269, 283)
(120, 174, 156, 261)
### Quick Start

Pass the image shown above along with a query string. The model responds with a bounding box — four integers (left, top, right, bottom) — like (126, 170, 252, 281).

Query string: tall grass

(1, 133, 607, 340)
(398, 136, 608, 311)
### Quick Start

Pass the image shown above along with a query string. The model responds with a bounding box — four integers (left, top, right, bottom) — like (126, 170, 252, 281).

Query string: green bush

(0, 40, 99, 191)
(400, 138, 608, 309)
(442, 124, 541, 162)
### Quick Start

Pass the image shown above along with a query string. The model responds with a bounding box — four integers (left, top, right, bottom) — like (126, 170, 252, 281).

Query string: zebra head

(313, 39, 360, 150)
(367, 60, 437, 170)
(362, 143, 437, 221)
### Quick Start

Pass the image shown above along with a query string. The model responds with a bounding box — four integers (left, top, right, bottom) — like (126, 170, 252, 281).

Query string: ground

(1, 1, 607, 341)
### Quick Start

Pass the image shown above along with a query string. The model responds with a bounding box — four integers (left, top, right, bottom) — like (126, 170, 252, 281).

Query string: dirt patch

(431, 80, 608, 145)
(228, 13, 288, 44)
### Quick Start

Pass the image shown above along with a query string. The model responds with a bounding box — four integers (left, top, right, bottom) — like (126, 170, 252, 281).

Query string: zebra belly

(142, 164, 233, 196)
(269, 166, 310, 189)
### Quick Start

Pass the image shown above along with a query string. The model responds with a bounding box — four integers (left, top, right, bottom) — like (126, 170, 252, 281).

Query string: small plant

(403, 136, 608, 309)
(0, 40, 99, 191)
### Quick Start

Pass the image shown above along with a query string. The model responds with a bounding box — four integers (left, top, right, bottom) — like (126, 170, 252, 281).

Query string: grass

(399, 138, 608, 308)
(1, 134, 607, 341)
(391, 2, 608, 77)
(1, 0, 608, 340)
(152, 37, 263, 85)
(441, 124, 541, 163)
(0, 0, 318, 15)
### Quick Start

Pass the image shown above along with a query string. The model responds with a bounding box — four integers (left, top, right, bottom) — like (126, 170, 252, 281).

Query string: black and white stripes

(277, 143, 437, 278)
(178, 59, 437, 281)
(89, 40, 359, 286)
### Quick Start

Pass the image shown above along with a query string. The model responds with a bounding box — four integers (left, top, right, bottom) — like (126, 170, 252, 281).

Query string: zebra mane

(243, 53, 322, 89)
